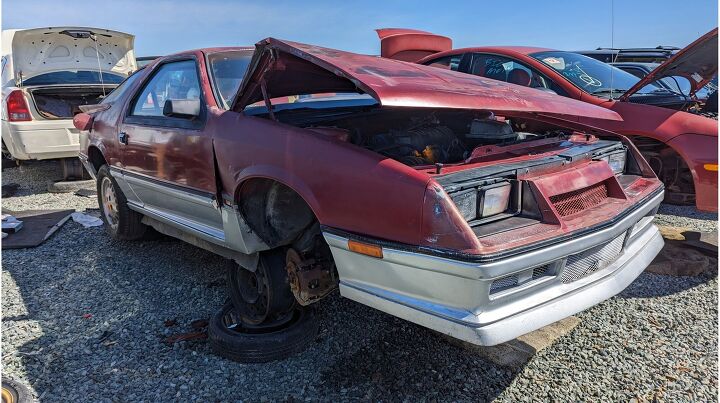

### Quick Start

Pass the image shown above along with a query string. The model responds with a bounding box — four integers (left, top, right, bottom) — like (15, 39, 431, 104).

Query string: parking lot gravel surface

(2, 161, 718, 402)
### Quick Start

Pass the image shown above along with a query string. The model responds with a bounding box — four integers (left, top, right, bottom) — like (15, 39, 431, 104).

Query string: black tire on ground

(47, 179, 96, 193)
(208, 302, 319, 363)
(2, 377, 33, 403)
(60, 158, 89, 180)
(96, 165, 148, 240)
(1, 141, 19, 170)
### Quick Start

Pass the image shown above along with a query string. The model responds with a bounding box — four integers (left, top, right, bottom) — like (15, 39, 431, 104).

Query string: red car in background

(75, 38, 664, 352)
(378, 28, 718, 212)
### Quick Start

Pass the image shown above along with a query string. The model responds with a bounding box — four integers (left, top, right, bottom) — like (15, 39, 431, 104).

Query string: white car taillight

(6, 90, 32, 121)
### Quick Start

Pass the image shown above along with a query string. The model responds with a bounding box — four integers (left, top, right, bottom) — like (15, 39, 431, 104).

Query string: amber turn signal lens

(703, 164, 718, 172)
(348, 240, 383, 258)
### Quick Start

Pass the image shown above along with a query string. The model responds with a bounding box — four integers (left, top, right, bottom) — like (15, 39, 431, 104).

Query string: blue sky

(3, 0, 718, 56)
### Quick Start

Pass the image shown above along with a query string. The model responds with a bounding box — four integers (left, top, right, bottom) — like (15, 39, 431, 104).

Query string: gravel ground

(656, 204, 718, 233)
(2, 161, 718, 402)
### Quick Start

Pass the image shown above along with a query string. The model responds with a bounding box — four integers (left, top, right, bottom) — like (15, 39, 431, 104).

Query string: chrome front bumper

(324, 190, 664, 346)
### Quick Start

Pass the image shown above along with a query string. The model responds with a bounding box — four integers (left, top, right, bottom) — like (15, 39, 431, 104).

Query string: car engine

(366, 116, 533, 166)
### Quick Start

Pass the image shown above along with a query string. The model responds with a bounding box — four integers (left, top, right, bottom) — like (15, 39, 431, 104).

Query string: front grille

(489, 264, 552, 295)
(489, 274, 518, 294)
(561, 233, 626, 284)
(550, 182, 609, 217)
(532, 265, 551, 280)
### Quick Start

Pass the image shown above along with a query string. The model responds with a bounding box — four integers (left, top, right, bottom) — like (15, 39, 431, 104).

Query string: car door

(114, 56, 224, 241)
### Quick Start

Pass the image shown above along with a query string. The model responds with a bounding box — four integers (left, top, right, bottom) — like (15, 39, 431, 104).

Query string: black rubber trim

(109, 166, 216, 200)
(322, 187, 663, 264)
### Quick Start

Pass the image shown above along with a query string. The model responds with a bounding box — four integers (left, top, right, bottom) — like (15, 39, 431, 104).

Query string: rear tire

(96, 165, 148, 240)
(2, 377, 33, 403)
(1, 141, 18, 170)
(208, 302, 319, 363)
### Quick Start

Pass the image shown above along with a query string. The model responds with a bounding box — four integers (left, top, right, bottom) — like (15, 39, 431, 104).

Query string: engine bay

(279, 107, 567, 166)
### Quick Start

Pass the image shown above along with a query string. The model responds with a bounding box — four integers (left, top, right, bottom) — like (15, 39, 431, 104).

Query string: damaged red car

(378, 28, 718, 211)
(75, 38, 664, 350)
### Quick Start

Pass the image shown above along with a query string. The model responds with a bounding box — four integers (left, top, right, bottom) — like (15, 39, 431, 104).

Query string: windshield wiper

(590, 88, 628, 96)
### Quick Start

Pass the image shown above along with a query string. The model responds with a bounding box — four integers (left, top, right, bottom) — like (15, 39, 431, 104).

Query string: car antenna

(609, 0, 615, 99)
(90, 33, 107, 97)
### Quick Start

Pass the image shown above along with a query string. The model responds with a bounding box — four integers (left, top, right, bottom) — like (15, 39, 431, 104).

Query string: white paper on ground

(71, 212, 104, 228)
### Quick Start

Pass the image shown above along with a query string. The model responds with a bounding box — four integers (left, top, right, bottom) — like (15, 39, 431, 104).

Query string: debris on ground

(74, 188, 97, 198)
(1, 214, 24, 233)
(163, 318, 210, 344)
(163, 331, 208, 344)
(70, 212, 103, 228)
(1, 209, 73, 249)
(657, 225, 690, 241)
(442, 316, 581, 368)
(646, 242, 714, 276)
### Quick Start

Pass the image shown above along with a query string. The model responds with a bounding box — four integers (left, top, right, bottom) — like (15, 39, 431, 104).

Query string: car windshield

(530, 51, 663, 98)
(22, 70, 126, 86)
(208, 50, 252, 108)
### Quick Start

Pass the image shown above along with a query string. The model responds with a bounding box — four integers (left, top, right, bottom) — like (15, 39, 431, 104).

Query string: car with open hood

(74, 38, 664, 349)
(379, 28, 718, 212)
(1, 27, 136, 176)
(609, 61, 717, 111)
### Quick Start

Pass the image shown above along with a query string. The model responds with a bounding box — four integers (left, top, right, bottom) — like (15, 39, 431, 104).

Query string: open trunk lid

(376, 28, 452, 62)
(4, 27, 136, 85)
(620, 28, 717, 100)
(231, 38, 622, 122)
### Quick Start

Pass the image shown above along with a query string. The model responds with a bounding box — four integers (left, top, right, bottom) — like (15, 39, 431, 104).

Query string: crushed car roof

(232, 38, 622, 121)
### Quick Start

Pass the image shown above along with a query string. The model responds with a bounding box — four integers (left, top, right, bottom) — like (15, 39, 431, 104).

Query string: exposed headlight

(450, 181, 513, 222)
(597, 150, 626, 174)
(451, 188, 478, 221)
(478, 182, 512, 217)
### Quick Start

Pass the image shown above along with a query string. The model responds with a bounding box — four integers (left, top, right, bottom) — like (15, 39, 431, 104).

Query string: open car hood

(232, 38, 622, 122)
(4, 27, 136, 82)
(620, 28, 717, 100)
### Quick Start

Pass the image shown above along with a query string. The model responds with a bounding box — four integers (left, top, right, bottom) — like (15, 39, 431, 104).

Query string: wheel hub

(229, 249, 297, 325)
(233, 265, 272, 324)
(100, 177, 119, 230)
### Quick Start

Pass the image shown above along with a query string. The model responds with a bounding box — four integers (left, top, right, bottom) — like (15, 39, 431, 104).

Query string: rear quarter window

(422, 55, 462, 71)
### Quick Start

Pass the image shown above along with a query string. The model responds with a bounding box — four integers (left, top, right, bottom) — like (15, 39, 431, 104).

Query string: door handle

(118, 132, 129, 145)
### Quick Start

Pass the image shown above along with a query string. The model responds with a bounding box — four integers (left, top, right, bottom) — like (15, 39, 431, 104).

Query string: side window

(422, 55, 462, 71)
(466, 53, 567, 96)
(131, 60, 200, 117)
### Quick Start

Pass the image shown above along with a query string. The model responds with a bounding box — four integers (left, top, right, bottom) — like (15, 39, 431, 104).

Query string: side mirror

(73, 112, 94, 131)
(163, 99, 201, 119)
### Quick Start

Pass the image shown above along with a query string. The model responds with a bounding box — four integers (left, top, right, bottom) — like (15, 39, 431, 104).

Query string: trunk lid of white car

(7, 27, 136, 84)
